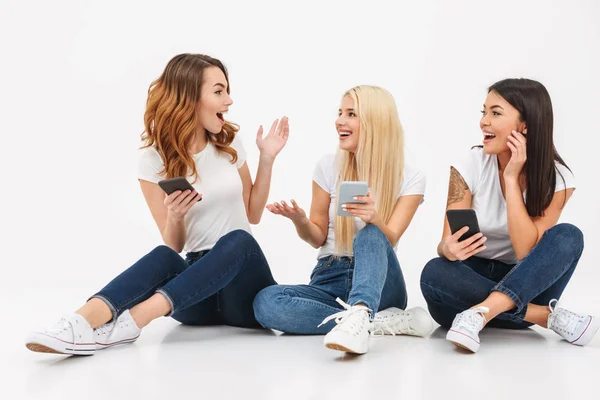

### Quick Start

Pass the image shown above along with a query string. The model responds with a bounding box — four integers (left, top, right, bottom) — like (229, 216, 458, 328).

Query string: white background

(1, 1, 599, 398)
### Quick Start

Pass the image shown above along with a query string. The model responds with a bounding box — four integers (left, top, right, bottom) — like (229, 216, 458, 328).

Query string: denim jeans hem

(491, 285, 527, 321)
(155, 288, 176, 317)
(88, 294, 118, 322)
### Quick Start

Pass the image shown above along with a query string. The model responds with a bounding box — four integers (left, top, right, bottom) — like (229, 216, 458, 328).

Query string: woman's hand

(256, 116, 289, 162)
(341, 191, 380, 224)
(441, 226, 487, 261)
(504, 130, 527, 181)
(164, 189, 202, 222)
(266, 199, 307, 224)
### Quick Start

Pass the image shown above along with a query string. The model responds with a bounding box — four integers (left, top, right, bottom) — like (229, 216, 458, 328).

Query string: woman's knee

(253, 285, 286, 328)
(147, 245, 187, 273)
(544, 223, 584, 257)
(353, 224, 387, 250)
(222, 229, 256, 246)
(420, 257, 453, 287)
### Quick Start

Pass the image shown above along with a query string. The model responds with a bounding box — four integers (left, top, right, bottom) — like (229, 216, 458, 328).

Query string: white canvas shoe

(446, 306, 489, 353)
(372, 307, 434, 337)
(94, 310, 142, 350)
(320, 298, 372, 355)
(26, 313, 96, 355)
(547, 299, 599, 346)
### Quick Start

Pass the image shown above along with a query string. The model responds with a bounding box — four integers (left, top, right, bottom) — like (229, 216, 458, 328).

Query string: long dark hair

(488, 78, 569, 217)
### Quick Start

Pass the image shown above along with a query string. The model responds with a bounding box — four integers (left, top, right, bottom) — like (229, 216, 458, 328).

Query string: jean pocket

(310, 257, 332, 280)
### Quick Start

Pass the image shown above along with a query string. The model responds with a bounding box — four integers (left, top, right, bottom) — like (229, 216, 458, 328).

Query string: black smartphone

(157, 177, 201, 201)
(446, 209, 481, 241)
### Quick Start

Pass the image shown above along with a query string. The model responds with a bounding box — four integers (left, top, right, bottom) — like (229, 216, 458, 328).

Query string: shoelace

(371, 312, 410, 337)
(455, 306, 489, 332)
(47, 317, 81, 344)
(548, 299, 583, 335)
(94, 321, 115, 337)
(318, 298, 371, 332)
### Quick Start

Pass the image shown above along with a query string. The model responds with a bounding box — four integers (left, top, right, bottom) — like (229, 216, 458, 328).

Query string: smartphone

(158, 177, 202, 201)
(337, 181, 368, 217)
(446, 209, 481, 241)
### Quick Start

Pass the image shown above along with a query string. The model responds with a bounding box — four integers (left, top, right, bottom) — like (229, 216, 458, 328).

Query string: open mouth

(217, 113, 225, 122)
(483, 132, 496, 142)
(339, 130, 352, 138)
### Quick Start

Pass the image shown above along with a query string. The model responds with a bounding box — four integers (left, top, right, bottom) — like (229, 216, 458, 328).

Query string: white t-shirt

(452, 147, 575, 264)
(313, 154, 426, 259)
(137, 134, 250, 253)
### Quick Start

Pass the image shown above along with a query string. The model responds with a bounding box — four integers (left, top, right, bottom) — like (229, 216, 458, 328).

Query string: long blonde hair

(334, 86, 405, 255)
(141, 53, 239, 182)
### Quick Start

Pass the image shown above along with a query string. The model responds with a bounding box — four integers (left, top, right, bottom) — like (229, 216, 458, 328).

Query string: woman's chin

(338, 142, 357, 153)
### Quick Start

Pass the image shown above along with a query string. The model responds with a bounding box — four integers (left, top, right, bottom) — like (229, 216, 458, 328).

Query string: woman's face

(336, 95, 361, 153)
(480, 90, 527, 154)
(197, 67, 234, 134)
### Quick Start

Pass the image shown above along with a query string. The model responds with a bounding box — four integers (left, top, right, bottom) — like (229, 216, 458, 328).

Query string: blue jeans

(253, 224, 408, 334)
(91, 230, 277, 328)
(420, 223, 584, 329)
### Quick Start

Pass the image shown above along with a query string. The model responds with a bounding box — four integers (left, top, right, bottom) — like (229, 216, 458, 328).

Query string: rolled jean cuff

(490, 285, 527, 321)
(347, 297, 375, 319)
(88, 294, 118, 322)
(155, 288, 176, 317)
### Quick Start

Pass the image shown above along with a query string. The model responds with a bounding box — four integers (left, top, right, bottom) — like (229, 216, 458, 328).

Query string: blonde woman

(253, 86, 433, 354)
(25, 53, 289, 356)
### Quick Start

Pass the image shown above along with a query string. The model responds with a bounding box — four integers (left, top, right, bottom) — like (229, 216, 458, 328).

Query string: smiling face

(336, 95, 361, 153)
(197, 66, 233, 134)
(480, 90, 527, 154)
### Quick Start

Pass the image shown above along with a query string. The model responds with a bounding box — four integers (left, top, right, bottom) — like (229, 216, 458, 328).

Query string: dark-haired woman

(420, 78, 598, 353)
(25, 53, 288, 356)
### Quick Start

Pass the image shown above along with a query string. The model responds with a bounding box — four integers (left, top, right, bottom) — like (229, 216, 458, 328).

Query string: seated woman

(420, 78, 598, 353)
(26, 53, 289, 356)
(253, 85, 433, 355)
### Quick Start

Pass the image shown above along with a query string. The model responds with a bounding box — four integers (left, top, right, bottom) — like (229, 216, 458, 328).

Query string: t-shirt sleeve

(555, 163, 576, 192)
(137, 147, 164, 184)
(451, 148, 482, 194)
(231, 134, 247, 169)
(312, 154, 336, 194)
(399, 165, 426, 203)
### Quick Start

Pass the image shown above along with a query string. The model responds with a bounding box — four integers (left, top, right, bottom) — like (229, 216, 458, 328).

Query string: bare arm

(370, 195, 423, 246)
(139, 180, 201, 253)
(504, 131, 574, 259)
(506, 178, 574, 260)
(294, 182, 330, 248)
(239, 118, 290, 225)
(239, 159, 274, 225)
(266, 181, 329, 249)
(437, 167, 478, 261)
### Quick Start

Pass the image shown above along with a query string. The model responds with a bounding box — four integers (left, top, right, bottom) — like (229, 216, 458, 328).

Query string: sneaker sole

(324, 342, 367, 354)
(96, 334, 140, 350)
(25, 334, 95, 356)
(571, 316, 600, 346)
(446, 329, 480, 353)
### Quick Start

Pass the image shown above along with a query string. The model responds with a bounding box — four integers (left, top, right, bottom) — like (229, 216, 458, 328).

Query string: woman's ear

(519, 123, 528, 135)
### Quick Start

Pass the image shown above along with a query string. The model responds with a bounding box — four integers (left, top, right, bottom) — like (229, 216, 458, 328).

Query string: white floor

(5, 288, 599, 400)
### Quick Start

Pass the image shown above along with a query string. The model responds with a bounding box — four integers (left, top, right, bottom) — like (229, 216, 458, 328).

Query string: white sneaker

(446, 306, 489, 353)
(372, 307, 434, 337)
(94, 310, 142, 350)
(319, 298, 372, 354)
(547, 299, 599, 346)
(25, 313, 96, 355)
